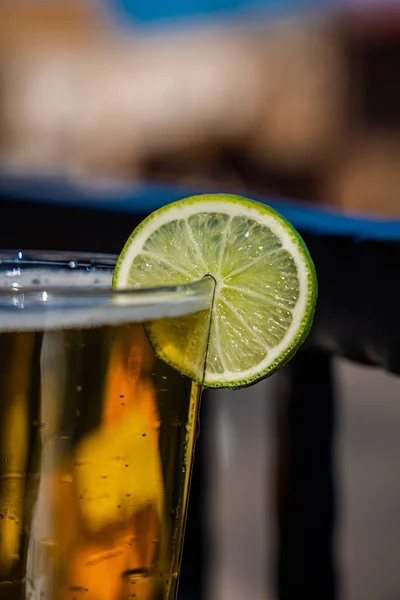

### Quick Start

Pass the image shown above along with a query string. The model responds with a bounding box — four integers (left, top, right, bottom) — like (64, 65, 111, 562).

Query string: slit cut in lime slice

(113, 194, 317, 388)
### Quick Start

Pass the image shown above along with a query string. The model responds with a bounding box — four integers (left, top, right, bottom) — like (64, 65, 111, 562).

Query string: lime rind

(113, 193, 317, 389)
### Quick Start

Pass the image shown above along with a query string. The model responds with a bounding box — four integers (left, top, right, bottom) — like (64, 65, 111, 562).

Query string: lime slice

(113, 194, 317, 388)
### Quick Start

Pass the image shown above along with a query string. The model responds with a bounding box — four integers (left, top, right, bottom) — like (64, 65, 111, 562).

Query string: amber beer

(0, 253, 213, 600)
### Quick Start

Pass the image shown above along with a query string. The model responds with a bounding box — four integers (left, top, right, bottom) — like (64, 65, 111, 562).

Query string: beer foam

(0, 268, 211, 331)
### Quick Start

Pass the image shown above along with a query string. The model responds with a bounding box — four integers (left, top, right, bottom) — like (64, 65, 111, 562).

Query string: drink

(0, 252, 213, 600)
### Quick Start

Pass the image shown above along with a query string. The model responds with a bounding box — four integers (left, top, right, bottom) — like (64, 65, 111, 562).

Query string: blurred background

(2, 0, 400, 216)
(1, 1, 400, 599)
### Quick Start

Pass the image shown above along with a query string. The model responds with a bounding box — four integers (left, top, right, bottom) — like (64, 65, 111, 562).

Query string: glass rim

(0, 250, 214, 329)
(0, 249, 209, 295)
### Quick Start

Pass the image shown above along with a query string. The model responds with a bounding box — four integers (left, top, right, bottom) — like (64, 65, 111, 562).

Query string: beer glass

(0, 251, 214, 600)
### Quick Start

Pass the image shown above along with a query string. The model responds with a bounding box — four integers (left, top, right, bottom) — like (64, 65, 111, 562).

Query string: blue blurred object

(116, 0, 252, 21)
(1, 175, 400, 242)
(112, 0, 334, 23)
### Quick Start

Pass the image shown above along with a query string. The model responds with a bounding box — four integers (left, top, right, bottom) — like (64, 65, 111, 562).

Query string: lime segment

(113, 194, 317, 388)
